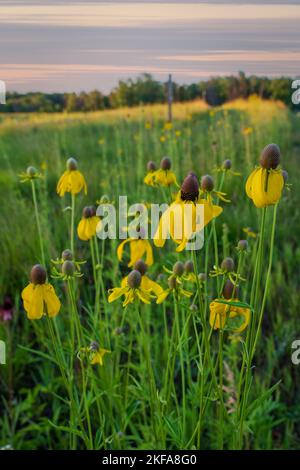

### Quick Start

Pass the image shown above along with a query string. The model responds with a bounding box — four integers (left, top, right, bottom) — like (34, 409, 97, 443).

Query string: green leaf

(246, 380, 281, 417)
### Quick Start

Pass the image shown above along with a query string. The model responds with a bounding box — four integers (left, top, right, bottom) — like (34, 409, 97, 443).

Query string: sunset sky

(1, 0, 300, 93)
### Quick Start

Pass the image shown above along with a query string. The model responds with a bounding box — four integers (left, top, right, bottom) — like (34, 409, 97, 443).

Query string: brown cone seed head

(160, 156, 171, 170)
(127, 270, 142, 288)
(67, 157, 78, 171)
(260, 144, 280, 169)
(134, 259, 148, 276)
(221, 257, 235, 272)
(147, 161, 156, 172)
(30, 264, 47, 285)
(201, 174, 214, 192)
(181, 172, 199, 201)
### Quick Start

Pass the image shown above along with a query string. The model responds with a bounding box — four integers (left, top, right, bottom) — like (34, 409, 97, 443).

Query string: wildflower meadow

(0, 96, 299, 451)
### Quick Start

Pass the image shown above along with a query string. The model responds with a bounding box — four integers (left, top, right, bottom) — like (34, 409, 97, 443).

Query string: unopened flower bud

(147, 161, 156, 172)
(260, 144, 280, 169)
(223, 159, 232, 170)
(190, 304, 198, 311)
(237, 240, 248, 251)
(27, 166, 37, 177)
(173, 261, 184, 276)
(90, 341, 99, 351)
(198, 273, 206, 282)
(184, 260, 194, 273)
(221, 257, 235, 272)
(62, 249, 73, 261)
(201, 174, 214, 192)
(223, 279, 239, 299)
(62, 260, 75, 276)
(67, 157, 78, 171)
(134, 259, 148, 276)
(127, 270, 142, 288)
(168, 276, 177, 289)
(160, 156, 171, 170)
(181, 172, 199, 201)
(30, 264, 47, 285)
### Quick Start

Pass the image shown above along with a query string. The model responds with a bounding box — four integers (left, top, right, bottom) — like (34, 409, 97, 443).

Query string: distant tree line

(0, 72, 295, 113)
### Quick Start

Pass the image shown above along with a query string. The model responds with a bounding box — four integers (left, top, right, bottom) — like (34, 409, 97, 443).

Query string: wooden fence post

(167, 74, 173, 123)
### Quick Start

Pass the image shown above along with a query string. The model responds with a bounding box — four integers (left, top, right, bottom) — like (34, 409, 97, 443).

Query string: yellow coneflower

(144, 161, 157, 187)
(200, 174, 230, 202)
(21, 265, 61, 320)
(154, 157, 178, 187)
(243, 227, 257, 238)
(156, 273, 192, 304)
(214, 159, 241, 177)
(80, 341, 110, 366)
(242, 126, 253, 136)
(209, 280, 250, 333)
(210, 257, 244, 285)
(77, 206, 101, 241)
(246, 144, 284, 208)
(57, 157, 87, 197)
(154, 172, 222, 252)
(19, 166, 43, 182)
(108, 270, 154, 307)
(117, 230, 153, 267)
(121, 260, 163, 297)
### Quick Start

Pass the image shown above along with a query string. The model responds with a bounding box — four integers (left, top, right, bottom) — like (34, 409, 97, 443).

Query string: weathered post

(167, 74, 173, 123)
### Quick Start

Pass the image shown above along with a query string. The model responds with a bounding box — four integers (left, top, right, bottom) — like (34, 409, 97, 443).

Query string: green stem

(71, 193, 75, 254)
(31, 180, 45, 265)
(173, 292, 186, 443)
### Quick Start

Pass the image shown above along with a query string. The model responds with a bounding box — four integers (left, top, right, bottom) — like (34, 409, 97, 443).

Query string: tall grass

(0, 96, 299, 450)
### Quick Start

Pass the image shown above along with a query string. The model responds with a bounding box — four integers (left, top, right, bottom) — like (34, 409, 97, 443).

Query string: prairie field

(0, 96, 299, 450)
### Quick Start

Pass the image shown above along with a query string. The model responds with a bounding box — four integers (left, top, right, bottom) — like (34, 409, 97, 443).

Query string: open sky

(1, 0, 300, 93)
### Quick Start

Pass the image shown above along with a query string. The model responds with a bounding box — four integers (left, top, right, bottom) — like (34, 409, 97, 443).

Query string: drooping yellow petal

(156, 289, 171, 304)
(246, 167, 284, 208)
(43, 286, 60, 317)
(77, 218, 89, 241)
(108, 286, 129, 303)
(153, 205, 172, 247)
(56, 170, 87, 197)
(144, 240, 154, 266)
(56, 171, 69, 197)
(43, 284, 61, 318)
(69, 170, 87, 195)
(21, 283, 35, 316)
(144, 171, 156, 186)
(91, 348, 110, 366)
(229, 306, 251, 333)
(209, 300, 227, 330)
(141, 276, 163, 296)
(154, 201, 183, 247)
(117, 238, 131, 261)
(22, 284, 44, 320)
(199, 199, 223, 227)
(121, 276, 128, 288)
(136, 289, 152, 304)
(155, 169, 178, 187)
(245, 168, 259, 200)
(128, 239, 150, 267)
